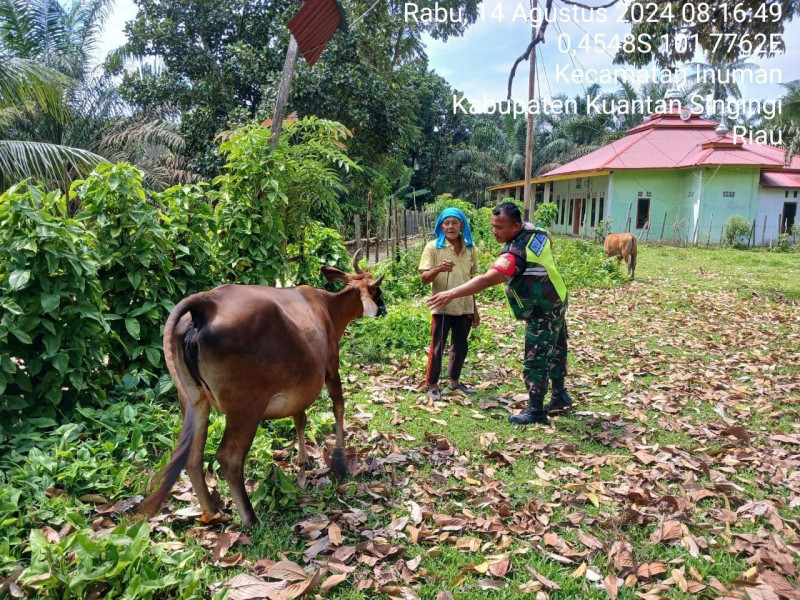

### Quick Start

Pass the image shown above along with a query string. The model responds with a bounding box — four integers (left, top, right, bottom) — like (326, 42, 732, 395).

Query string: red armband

(491, 253, 517, 277)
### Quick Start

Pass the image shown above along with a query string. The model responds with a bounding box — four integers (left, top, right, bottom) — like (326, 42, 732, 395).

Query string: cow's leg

(184, 398, 219, 516)
(217, 414, 260, 529)
(325, 364, 347, 479)
(293, 411, 310, 468)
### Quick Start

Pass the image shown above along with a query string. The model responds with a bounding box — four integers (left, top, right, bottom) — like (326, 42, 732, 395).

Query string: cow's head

(321, 250, 386, 317)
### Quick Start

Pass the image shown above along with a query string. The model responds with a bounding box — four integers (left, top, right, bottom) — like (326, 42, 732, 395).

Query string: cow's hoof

(241, 515, 260, 530)
(331, 448, 348, 479)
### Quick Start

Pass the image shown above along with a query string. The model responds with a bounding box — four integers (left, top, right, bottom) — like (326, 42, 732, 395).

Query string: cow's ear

(321, 266, 348, 283)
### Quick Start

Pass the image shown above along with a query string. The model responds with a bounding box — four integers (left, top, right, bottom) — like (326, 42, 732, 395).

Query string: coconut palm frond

(0, 57, 72, 119)
(99, 118, 185, 155)
(0, 139, 103, 188)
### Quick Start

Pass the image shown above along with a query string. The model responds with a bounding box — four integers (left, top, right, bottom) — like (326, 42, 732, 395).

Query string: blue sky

(99, 0, 800, 110)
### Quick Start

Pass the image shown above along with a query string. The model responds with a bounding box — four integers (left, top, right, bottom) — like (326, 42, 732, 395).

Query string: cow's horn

(352, 249, 364, 273)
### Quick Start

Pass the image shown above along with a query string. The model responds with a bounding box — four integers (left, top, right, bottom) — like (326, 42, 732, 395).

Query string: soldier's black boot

(545, 379, 573, 412)
(509, 389, 549, 425)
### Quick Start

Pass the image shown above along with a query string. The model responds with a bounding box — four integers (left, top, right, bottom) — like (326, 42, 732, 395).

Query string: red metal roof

(288, 0, 345, 67)
(760, 171, 800, 188)
(538, 110, 800, 182)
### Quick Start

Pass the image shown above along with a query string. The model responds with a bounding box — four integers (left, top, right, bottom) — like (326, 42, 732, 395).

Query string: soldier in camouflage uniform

(426, 202, 573, 425)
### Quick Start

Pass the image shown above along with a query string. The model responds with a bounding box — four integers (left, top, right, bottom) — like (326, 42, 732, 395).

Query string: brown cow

(141, 252, 385, 528)
(604, 232, 638, 279)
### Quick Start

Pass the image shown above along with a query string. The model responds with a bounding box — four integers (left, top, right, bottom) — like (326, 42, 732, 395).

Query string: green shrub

(287, 221, 350, 288)
(371, 245, 428, 301)
(471, 207, 496, 244)
(21, 520, 206, 599)
(213, 118, 358, 286)
(72, 164, 179, 377)
(595, 218, 613, 241)
(0, 183, 111, 427)
(533, 202, 559, 228)
(555, 238, 628, 290)
(157, 182, 221, 295)
(344, 304, 430, 364)
(428, 194, 477, 224)
(722, 215, 752, 247)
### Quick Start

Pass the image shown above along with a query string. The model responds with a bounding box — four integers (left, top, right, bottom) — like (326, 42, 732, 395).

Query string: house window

(561, 198, 566, 225)
(568, 199, 574, 225)
(590, 198, 597, 227)
(580, 200, 587, 227)
(794, 191, 798, 198)
(636, 198, 650, 229)
(723, 191, 735, 198)
(787, 191, 790, 198)
(599, 197, 605, 221)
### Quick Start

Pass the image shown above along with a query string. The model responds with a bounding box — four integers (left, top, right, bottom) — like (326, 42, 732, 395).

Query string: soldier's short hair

(493, 202, 522, 224)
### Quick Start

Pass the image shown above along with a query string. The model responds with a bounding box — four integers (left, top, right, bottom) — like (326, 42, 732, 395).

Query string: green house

(488, 109, 800, 244)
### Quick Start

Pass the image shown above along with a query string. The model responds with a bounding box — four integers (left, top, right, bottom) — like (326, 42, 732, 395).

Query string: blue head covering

(434, 207, 474, 249)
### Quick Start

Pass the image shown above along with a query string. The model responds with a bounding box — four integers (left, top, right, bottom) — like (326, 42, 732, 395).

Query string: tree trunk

(270, 34, 300, 148)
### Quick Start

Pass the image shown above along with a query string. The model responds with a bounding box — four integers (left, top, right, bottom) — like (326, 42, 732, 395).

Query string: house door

(782, 202, 797, 234)
(572, 199, 583, 235)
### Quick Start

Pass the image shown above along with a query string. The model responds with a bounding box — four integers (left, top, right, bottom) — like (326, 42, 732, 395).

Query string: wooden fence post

(706, 213, 713, 247)
(365, 191, 372, 260)
(403, 207, 408, 250)
(354, 214, 362, 252)
(625, 202, 632, 233)
(761, 214, 767, 246)
(749, 219, 755, 247)
(659, 212, 667, 240)
(394, 201, 400, 260)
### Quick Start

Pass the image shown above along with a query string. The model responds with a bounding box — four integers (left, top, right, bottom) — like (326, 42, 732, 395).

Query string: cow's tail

(629, 235, 638, 278)
(140, 295, 206, 516)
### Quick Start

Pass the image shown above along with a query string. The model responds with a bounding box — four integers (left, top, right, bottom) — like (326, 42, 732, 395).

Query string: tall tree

(0, 0, 186, 190)
(0, 0, 108, 189)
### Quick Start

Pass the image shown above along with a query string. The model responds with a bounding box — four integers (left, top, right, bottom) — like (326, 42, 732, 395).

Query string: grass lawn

(4, 242, 799, 599)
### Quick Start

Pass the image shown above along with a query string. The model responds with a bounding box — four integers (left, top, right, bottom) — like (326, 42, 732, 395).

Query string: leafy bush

(470, 207, 496, 244)
(21, 520, 206, 599)
(428, 194, 476, 224)
(722, 215, 752, 247)
(770, 229, 798, 253)
(345, 304, 430, 364)
(213, 124, 288, 285)
(287, 221, 350, 288)
(214, 118, 358, 286)
(371, 245, 428, 301)
(0, 183, 111, 427)
(595, 218, 613, 241)
(533, 202, 559, 228)
(72, 163, 179, 377)
(158, 182, 221, 295)
(555, 238, 628, 290)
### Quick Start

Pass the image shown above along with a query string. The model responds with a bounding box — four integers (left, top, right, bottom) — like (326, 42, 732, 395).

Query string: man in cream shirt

(419, 208, 480, 401)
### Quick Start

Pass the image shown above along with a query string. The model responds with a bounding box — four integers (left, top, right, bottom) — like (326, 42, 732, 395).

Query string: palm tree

(686, 55, 759, 119)
(0, 55, 103, 189)
(0, 0, 192, 191)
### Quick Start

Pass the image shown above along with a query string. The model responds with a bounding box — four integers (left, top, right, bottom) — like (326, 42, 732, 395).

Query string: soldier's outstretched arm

(426, 268, 505, 310)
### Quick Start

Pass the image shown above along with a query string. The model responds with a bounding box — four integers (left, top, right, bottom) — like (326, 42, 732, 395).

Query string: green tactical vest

(502, 224, 567, 320)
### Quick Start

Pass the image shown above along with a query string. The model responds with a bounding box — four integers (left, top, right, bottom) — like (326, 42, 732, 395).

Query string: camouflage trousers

(522, 301, 568, 395)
